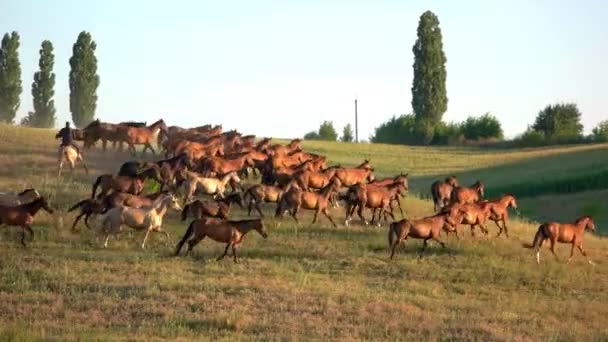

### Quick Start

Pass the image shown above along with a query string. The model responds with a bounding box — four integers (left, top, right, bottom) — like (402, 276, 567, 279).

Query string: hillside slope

(0, 124, 607, 340)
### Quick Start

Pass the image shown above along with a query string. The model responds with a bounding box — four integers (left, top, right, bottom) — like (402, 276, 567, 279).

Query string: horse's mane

(575, 216, 592, 224)
(84, 119, 101, 129)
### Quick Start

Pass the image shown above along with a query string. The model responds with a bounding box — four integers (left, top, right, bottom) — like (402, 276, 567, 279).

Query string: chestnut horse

(388, 212, 456, 259)
(482, 194, 518, 238)
(244, 184, 285, 217)
(175, 218, 267, 263)
(275, 179, 340, 227)
(450, 181, 484, 205)
(334, 160, 375, 187)
(120, 119, 167, 156)
(523, 216, 596, 265)
(431, 176, 458, 212)
(0, 196, 54, 247)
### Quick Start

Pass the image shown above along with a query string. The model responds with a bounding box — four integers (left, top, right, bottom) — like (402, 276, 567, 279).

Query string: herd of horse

(0, 119, 598, 265)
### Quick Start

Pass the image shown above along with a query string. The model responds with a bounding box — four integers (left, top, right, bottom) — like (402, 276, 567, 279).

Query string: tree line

(306, 11, 605, 147)
(0, 31, 99, 128)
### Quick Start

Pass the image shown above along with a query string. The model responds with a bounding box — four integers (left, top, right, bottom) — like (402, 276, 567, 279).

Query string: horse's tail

(175, 220, 195, 256)
(91, 175, 103, 198)
(181, 203, 190, 221)
(522, 224, 548, 249)
(431, 182, 440, 208)
(68, 199, 89, 212)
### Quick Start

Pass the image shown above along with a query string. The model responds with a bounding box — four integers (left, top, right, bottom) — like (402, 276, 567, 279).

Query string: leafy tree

(532, 103, 583, 141)
(0, 31, 22, 124)
(592, 120, 608, 142)
(432, 121, 462, 145)
(411, 11, 447, 144)
(27, 40, 56, 128)
(303, 131, 320, 140)
(318, 121, 338, 141)
(341, 123, 354, 142)
(460, 113, 503, 141)
(371, 114, 416, 144)
(69, 31, 100, 128)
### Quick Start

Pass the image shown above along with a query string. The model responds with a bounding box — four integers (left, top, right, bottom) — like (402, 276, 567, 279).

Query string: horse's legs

(232, 244, 238, 263)
(575, 243, 595, 265)
(255, 202, 264, 217)
(549, 237, 559, 261)
(141, 229, 152, 249)
(501, 220, 509, 238)
(479, 223, 489, 236)
(420, 239, 429, 254)
(71, 213, 85, 232)
(357, 205, 368, 226)
(322, 208, 338, 228)
(470, 224, 476, 237)
(567, 243, 576, 264)
(217, 243, 230, 261)
(84, 213, 93, 229)
(311, 208, 320, 224)
(291, 205, 300, 223)
(396, 197, 404, 217)
(432, 236, 446, 248)
(186, 234, 205, 256)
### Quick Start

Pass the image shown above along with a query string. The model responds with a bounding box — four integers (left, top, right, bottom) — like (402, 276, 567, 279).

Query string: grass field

(1, 124, 608, 340)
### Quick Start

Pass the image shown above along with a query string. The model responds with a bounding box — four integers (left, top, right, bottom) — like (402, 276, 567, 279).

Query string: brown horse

(181, 193, 243, 220)
(68, 198, 106, 232)
(91, 167, 161, 198)
(445, 202, 493, 238)
(102, 190, 169, 209)
(523, 216, 596, 265)
(82, 120, 124, 151)
(334, 160, 375, 187)
(244, 184, 285, 217)
(275, 179, 340, 227)
(431, 176, 458, 212)
(0, 196, 54, 247)
(344, 182, 406, 226)
(175, 218, 267, 263)
(388, 212, 456, 259)
(368, 172, 409, 217)
(451, 181, 484, 205)
(482, 194, 518, 238)
(120, 119, 167, 156)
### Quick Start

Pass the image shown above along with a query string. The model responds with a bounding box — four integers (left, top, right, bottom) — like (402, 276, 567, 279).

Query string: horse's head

(228, 171, 242, 184)
(36, 196, 54, 214)
(255, 219, 268, 239)
(166, 194, 183, 211)
(357, 159, 372, 170)
(395, 173, 409, 191)
(366, 170, 376, 182)
(446, 176, 458, 187)
(577, 216, 595, 232)
(475, 181, 485, 197)
(504, 194, 517, 209)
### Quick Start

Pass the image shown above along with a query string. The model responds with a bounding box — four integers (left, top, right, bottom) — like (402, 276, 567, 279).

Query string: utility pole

(354, 98, 359, 143)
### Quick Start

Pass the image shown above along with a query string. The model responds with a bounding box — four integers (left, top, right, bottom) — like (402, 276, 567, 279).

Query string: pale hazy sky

(1, 0, 606, 139)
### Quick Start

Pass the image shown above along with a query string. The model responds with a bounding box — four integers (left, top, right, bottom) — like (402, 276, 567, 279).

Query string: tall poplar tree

(69, 31, 99, 128)
(0, 31, 22, 124)
(26, 40, 56, 128)
(411, 11, 447, 144)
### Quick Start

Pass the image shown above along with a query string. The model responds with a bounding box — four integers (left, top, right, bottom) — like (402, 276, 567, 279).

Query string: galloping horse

(68, 198, 106, 232)
(482, 194, 518, 238)
(100, 194, 182, 249)
(431, 176, 459, 212)
(388, 212, 456, 259)
(523, 216, 596, 265)
(275, 179, 340, 227)
(244, 184, 286, 217)
(119, 119, 168, 156)
(91, 167, 161, 198)
(181, 193, 243, 221)
(0, 196, 54, 247)
(175, 218, 267, 262)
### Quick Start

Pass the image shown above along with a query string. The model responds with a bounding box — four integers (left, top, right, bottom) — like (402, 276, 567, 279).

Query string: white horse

(0, 188, 40, 206)
(183, 170, 241, 200)
(100, 194, 182, 249)
(58, 145, 89, 177)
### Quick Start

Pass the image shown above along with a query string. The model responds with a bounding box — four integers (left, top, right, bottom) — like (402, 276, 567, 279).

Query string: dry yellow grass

(1, 124, 607, 340)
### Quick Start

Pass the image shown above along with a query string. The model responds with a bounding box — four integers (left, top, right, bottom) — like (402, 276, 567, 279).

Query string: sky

(1, 0, 607, 139)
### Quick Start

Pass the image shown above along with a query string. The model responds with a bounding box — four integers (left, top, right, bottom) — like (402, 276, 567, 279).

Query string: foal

(0, 196, 54, 247)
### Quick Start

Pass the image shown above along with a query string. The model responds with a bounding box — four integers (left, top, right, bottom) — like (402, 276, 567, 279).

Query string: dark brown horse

(175, 218, 267, 262)
(0, 196, 54, 247)
(181, 193, 243, 220)
(523, 216, 596, 265)
(388, 212, 456, 259)
(91, 167, 161, 198)
(68, 198, 106, 232)
(431, 176, 459, 212)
